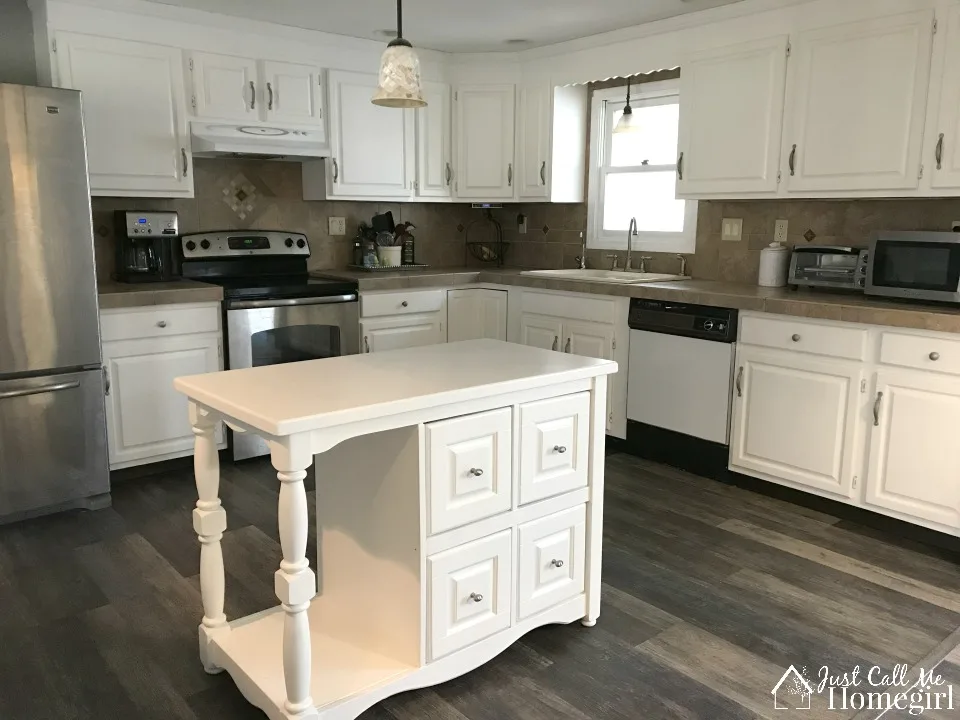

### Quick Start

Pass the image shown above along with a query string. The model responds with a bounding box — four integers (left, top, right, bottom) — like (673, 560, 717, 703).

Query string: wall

(91, 158, 476, 281)
(0, 0, 37, 85)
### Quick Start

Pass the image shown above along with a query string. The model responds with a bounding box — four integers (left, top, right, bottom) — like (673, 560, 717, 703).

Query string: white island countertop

(174, 339, 618, 437)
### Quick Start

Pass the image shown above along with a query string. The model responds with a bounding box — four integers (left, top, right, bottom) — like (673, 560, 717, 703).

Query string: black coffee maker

(114, 211, 182, 283)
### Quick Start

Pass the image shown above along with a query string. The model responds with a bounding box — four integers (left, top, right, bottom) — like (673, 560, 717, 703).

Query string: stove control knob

(285, 238, 294, 248)
(200, 239, 211, 250)
(185, 240, 197, 252)
(703, 320, 715, 331)
(296, 239, 306, 249)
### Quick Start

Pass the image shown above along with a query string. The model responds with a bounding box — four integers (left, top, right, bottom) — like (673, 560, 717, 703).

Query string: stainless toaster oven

(788, 246, 870, 290)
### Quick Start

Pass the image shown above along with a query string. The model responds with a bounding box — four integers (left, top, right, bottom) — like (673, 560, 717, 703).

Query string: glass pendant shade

(372, 39, 426, 108)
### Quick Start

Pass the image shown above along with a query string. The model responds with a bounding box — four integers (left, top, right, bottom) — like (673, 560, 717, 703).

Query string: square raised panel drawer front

(428, 530, 512, 661)
(518, 505, 586, 619)
(426, 407, 512, 534)
(519, 393, 590, 505)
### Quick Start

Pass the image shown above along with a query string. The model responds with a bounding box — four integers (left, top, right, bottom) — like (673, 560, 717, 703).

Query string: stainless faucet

(625, 217, 638, 270)
(676, 254, 688, 277)
(637, 256, 652, 273)
(605, 254, 621, 270)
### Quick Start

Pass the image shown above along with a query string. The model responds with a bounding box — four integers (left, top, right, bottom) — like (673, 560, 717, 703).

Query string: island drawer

(100, 303, 220, 343)
(519, 393, 590, 505)
(740, 314, 867, 361)
(517, 505, 586, 619)
(361, 290, 445, 318)
(426, 407, 513, 534)
(427, 530, 512, 661)
(879, 331, 960, 375)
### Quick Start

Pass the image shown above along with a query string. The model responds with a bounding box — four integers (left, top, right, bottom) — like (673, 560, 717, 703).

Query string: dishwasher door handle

(735, 366, 744, 397)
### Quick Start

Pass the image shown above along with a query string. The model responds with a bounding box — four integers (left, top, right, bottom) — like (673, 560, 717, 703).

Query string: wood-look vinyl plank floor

(1, 451, 959, 720)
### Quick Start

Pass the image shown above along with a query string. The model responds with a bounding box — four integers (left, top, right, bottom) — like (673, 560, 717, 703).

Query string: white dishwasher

(626, 299, 737, 476)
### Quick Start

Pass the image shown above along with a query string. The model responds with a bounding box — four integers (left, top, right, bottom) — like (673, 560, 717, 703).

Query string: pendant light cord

(624, 76, 632, 111)
(396, 0, 403, 40)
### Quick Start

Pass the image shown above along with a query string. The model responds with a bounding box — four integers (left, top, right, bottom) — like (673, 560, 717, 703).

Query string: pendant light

(614, 76, 641, 134)
(372, 0, 427, 108)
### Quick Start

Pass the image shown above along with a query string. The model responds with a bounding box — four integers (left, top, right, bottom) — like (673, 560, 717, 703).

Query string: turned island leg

(190, 403, 228, 673)
(271, 435, 317, 720)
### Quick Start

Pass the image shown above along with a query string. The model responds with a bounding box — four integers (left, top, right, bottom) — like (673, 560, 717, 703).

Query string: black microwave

(866, 231, 960, 304)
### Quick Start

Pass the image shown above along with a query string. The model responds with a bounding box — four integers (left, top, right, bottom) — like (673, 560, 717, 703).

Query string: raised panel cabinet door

(327, 70, 413, 197)
(676, 36, 788, 196)
(455, 85, 516, 199)
(426, 407, 513, 534)
(931, 7, 960, 190)
(447, 289, 507, 342)
(189, 51, 258, 121)
(55, 32, 192, 197)
(360, 315, 443, 353)
(518, 83, 550, 200)
(781, 11, 935, 193)
(519, 313, 563, 352)
(102, 334, 220, 466)
(416, 81, 453, 198)
(865, 370, 960, 529)
(517, 505, 586, 619)
(519, 392, 590, 505)
(564, 320, 617, 432)
(262, 60, 324, 128)
(427, 530, 512, 660)
(730, 347, 863, 498)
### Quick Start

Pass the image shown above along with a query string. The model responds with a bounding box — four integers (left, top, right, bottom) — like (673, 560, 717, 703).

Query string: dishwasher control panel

(628, 299, 738, 343)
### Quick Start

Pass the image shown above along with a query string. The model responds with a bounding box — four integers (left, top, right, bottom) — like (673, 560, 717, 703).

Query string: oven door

(867, 234, 960, 303)
(225, 294, 359, 460)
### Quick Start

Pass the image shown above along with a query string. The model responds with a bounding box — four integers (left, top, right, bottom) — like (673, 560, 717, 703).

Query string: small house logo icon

(772, 665, 814, 710)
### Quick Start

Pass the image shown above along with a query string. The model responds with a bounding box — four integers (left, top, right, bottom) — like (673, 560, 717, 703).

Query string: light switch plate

(329, 217, 346, 236)
(721, 218, 743, 242)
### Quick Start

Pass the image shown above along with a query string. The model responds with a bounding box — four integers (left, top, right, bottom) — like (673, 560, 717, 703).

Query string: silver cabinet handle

(791, 333, 801, 342)
(552, 336, 559, 351)
(873, 391, 883, 426)
(249, 80, 256, 109)
(930, 352, 941, 361)
(469, 592, 483, 603)
(181, 148, 188, 178)
(551, 559, 564, 568)
(363, 336, 370, 353)
(507, 163, 513, 187)
(157, 320, 167, 328)
(936, 133, 945, 170)
(469, 468, 483, 477)
(789, 144, 797, 176)
(736, 366, 744, 397)
(0, 380, 80, 400)
(332, 158, 339, 183)
(445, 162, 452, 186)
(564, 337, 571, 353)
(554, 445, 567, 454)
(677, 151, 684, 180)
(540, 160, 546, 185)
(267, 82, 274, 110)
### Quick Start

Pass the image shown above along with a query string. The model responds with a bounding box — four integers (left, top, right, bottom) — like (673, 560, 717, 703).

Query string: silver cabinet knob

(157, 321, 167, 328)
(401, 300, 409, 307)
(930, 352, 941, 361)
(551, 559, 564, 568)
(791, 334, 801, 342)
(469, 592, 483, 603)
(469, 468, 483, 477)
(554, 445, 567, 454)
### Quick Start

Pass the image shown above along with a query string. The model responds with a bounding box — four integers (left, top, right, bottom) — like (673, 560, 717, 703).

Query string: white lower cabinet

(865, 369, 960, 529)
(447, 289, 507, 342)
(360, 315, 444, 353)
(519, 313, 564, 351)
(518, 506, 586, 619)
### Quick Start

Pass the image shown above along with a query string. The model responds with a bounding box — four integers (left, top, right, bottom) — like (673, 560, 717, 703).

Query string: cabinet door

(676, 36, 788, 196)
(327, 70, 414, 198)
(517, 83, 550, 200)
(416, 81, 453, 198)
(103, 334, 221, 467)
(865, 370, 960, 529)
(781, 11, 935, 193)
(455, 85, 516, 199)
(931, 7, 960, 190)
(447, 289, 507, 342)
(360, 314, 443, 353)
(519, 313, 563, 352)
(730, 347, 863, 498)
(189, 51, 258, 121)
(55, 32, 192, 197)
(263, 60, 324, 128)
(564, 320, 617, 433)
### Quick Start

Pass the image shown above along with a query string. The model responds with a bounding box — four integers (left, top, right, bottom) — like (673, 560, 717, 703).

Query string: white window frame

(587, 80, 697, 253)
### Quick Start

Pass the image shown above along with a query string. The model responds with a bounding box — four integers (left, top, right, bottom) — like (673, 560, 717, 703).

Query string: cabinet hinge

(860, 378, 867, 394)
(777, 170, 782, 184)
(919, 164, 925, 180)
(612, 337, 616, 351)
(454, 91, 458, 101)
(217, 342, 223, 366)
(934, 18, 938, 35)
(786, 41, 791, 57)
(852, 475, 858, 489)
(191, 94, 197, 110)
(188, 58, 194, 71)
(52, 38, 57, 53)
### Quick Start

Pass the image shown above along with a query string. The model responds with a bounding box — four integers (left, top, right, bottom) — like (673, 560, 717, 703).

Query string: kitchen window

(587, 79, 697, 254)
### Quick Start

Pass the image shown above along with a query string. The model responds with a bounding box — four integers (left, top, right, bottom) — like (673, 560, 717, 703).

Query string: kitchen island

(174, 340, 616, 720)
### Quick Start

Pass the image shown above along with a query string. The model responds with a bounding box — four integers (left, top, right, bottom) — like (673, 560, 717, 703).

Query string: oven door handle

(228, 294, 358, 310)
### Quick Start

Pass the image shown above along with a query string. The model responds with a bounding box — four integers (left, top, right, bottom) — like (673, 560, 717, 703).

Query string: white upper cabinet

(326, 70, 414, 198)
(517, 83, 550, 200)
(55, 33, 192, 198)
(416, 81, 453, 199)
(930, 6, 960, 190)
(676, 36, 788, 197)
(189, 51, 258, 122)
(455, 84, 516, 199)
(262, 60, 323, 126)
(781, 11, 935, 194)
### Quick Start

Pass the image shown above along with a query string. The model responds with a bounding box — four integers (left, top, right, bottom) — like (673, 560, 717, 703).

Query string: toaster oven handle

(229, 294, 358, 310)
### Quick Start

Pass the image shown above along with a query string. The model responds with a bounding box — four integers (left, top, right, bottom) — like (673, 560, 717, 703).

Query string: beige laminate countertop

(315, 267, 960, 333)
(97, 279, 223, 309)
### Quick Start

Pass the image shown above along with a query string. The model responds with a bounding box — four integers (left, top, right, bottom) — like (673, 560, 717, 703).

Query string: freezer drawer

(0, 368, 109, 519)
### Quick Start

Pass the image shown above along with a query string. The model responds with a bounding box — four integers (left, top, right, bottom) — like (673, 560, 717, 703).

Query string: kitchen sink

(520, 269, 690, 284)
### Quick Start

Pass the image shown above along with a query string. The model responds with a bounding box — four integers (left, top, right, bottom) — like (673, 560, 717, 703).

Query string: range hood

(190, 123, 330, 160)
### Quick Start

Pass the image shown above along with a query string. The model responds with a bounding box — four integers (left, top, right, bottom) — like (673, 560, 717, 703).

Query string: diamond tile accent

(222, 173, 259, 221)
(804, 229, 817, 242)
(456, 224, 464, 233)
(542, 225, 550, 235)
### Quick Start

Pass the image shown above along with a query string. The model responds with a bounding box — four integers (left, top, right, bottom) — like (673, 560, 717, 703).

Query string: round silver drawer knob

(554, 445, 567, 454)
(401, 300, 409, 307)
(157, 321, 168, 328)
(930, 352, 941, 361)
(791, 334, 801, 342)
(551, 559, 564, 568)
(469, 467, 483, 477)
(469, 592, 483, 603)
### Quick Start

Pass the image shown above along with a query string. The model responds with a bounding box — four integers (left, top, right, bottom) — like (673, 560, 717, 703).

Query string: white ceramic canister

(758, 241, 790, 287)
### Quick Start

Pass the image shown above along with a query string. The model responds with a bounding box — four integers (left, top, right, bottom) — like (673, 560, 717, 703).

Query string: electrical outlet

(774, 219, 789, 244)
(518, 213, 527, 234)
(721, 218, 743, 242)
(953, 221, 960, 232)
(328, 217, 346, 236)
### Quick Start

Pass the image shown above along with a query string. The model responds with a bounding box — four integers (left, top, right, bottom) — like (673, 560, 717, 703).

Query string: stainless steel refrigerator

(0, 84, 110, 521)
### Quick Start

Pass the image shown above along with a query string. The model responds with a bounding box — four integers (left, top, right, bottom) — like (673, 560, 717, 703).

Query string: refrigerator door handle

(0, 380, 80, 400)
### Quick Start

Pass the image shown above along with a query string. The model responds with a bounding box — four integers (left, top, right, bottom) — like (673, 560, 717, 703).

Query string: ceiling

(140, 0, 747, 53)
